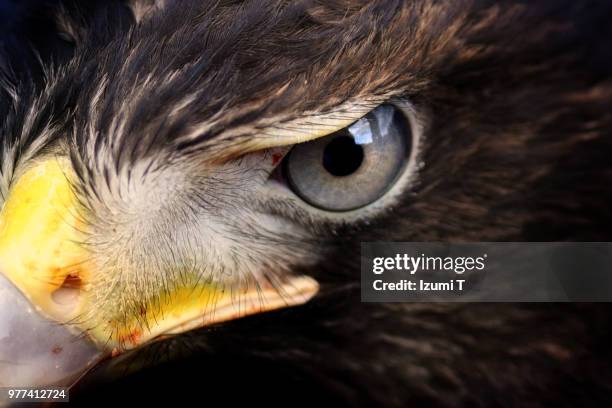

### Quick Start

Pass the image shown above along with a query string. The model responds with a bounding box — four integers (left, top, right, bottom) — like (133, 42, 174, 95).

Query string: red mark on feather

(271, 153, 283, 166)
(118, 329, 142, 346)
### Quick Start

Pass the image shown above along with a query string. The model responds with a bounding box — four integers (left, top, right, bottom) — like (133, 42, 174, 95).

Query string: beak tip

(0, 273, 103, 387)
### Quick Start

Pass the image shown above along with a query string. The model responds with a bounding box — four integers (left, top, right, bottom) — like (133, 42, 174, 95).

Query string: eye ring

(282, 103, 415, 212)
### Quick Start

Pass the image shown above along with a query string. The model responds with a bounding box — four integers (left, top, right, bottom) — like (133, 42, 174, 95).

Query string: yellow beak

(0, 159, 90, 324)
(0, 158, 318, 387)
(0, 159, 102, 387)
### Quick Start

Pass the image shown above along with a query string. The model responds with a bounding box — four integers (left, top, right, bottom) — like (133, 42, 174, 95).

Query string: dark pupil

(322, 135, 364, 177)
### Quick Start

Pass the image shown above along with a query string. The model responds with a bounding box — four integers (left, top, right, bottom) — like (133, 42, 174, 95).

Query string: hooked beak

(0, 158, 318, 387)
(0, 272, 102, 387)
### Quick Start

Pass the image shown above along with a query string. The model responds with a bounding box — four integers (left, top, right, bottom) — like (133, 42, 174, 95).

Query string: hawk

(0, 0, 611, 406)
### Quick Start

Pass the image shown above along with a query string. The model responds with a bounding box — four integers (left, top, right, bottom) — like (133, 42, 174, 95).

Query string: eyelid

(224, 99, 387, 157)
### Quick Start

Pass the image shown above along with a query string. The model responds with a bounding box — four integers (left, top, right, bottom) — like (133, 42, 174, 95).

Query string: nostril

(51, 273, 82, 310)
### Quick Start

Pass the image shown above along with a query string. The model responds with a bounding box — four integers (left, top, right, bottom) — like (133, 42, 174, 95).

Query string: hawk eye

(284, 104, 412, 211)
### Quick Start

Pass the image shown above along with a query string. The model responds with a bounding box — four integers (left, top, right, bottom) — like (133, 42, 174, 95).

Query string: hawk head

(1, 0, 611, 405)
